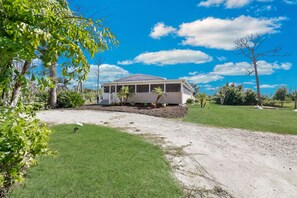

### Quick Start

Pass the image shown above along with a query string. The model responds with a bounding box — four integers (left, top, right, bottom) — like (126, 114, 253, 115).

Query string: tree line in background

(188, 83, 297, 109)
(0, 0, 116, 196)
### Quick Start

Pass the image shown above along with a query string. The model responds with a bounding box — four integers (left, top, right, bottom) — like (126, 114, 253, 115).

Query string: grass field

(184, 103, 297, 135)
(8, 125, 182, 198)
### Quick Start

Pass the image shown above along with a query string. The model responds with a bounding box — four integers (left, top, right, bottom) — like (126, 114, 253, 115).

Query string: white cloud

(118, 49, 213, 66)
(198, 0, 274, 8)
(181, 73, 223, 84)
(177, 16, 286, 50)
(149, 22, 177, 39)
(86, 64, 130, 84)
(117, 60, 134, 65)
(217, 56, 227, 61)
(182, 60, 291, 85)
(283, 0, 297, 5)
(213, 61, 292, 76)
(189, 71, 199, 75)
(243, 81, 255, 85)
(259, 84, 286, 88)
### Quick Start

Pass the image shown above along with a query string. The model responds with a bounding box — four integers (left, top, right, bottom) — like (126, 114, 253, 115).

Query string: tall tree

(0, 0, 118, 107)
(234, 34, 283, 106)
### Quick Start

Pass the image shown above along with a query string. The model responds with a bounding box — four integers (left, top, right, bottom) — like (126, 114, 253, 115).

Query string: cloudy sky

(68, 0, 296, 94)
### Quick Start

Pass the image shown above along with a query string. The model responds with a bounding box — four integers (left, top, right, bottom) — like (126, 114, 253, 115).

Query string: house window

(128, 85, 135, 93)
(166, 84, 181, 92)
(137, 85, 149, 93)
(111, 86, 116, 93)
(150, 84, 164, 92)
(104, 86, 110, 93)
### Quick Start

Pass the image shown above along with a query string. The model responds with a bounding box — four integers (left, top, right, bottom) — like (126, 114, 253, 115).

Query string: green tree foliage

(215, 83, 258, 105)
(0, 105, 51, 196)
(273, 86, 287, 107)
(0, 0, 117, 106)
(0, 0, 117, 195)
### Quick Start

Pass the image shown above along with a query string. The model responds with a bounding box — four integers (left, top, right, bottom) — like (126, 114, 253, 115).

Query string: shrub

(273, 87, 287, 107)
(244, 89, 258, 105)
(57, 91, 85, 108)
(0, 105, 51, 196)
(186, 98, 194, 105)
(262, 99, 278, 107)
(215, 83, 257, 105)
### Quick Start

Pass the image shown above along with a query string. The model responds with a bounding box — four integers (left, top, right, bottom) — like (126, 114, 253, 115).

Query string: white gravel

(37, 110, 297, 198)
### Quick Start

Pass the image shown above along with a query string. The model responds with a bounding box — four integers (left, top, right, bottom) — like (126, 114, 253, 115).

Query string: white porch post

(164, 83, 166, 93)
(180, 83, 183, 93)
(149, 84, 151, 93)
(135, 84, 137, 93)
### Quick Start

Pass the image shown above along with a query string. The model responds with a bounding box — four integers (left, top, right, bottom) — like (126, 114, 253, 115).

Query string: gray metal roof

(114, 74, 165, 82)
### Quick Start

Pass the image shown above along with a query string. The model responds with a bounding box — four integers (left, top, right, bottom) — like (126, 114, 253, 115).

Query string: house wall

(182, 93, 195, 104)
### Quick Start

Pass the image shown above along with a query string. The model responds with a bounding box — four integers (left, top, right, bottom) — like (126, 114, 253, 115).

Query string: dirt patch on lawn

(75, 104, 188, 118)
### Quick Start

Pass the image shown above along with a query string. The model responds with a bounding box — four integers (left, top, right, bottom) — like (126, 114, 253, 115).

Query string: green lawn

(184, 103, 297, 135)
(8, 125, 183, 198)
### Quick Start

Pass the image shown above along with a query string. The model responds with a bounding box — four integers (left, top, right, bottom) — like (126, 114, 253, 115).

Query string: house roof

(103, 74, 195, 92)
(114, 74, 165, 82)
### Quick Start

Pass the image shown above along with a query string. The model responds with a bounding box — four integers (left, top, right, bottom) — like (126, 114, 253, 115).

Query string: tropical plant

(152, 87, 164, 105)
(57, 91, 85, 108)
(117, 87, 134, 104)
(0, 105, 51, 196)
(197, 93, 207, 108)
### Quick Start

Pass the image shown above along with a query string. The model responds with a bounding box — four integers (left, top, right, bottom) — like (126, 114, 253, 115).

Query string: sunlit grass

(8, 125, 183, 198)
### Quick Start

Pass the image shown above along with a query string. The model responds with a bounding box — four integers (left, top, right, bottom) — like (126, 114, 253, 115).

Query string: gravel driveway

(37, 110, 297, 198)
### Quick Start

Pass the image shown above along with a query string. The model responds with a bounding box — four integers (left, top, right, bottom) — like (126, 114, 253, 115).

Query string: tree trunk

(49, 62, 57, 109)
(252, 58, 262, 106)
(10, 60, 31, 107)
(295, 91, 297, 109)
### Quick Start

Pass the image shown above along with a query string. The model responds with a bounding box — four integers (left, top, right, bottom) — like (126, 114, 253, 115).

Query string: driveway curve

(37, 110, 297, 198)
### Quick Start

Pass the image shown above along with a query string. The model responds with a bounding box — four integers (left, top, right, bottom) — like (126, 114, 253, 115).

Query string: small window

(128, 85, 135, 93)
(137, 85, 149, 93)
(166, 84, 181, 92)
(150, 84, 164, 92)
(104, 86, 110, 93)
(111, 86, 115, 93)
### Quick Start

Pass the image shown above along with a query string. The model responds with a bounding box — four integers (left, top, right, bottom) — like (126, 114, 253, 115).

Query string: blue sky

(68, 0, 297, 95)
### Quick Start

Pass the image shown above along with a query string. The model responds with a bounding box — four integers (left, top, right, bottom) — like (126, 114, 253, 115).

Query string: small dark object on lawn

(130, 122, 134, 124)
(73, 127, 79, 133)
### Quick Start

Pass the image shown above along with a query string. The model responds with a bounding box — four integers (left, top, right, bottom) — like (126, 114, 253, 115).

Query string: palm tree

(117, 86, 133, 105)
(152, 87, 164, 104)
(197, 93, 207, 108)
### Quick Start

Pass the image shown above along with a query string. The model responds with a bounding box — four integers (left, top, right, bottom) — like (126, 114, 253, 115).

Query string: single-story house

(100, 74, 195, 105)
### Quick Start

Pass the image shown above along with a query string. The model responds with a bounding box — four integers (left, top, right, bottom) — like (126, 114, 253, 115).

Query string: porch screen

(111, 86, 116, 93)
(150, 84, 164, 92)
(103, 86, 109, 93)
(117, 85, 122, 92)
(137, 85, 149, 93)
(166, 84, 181, 92)
(128, 85, 135, 93)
